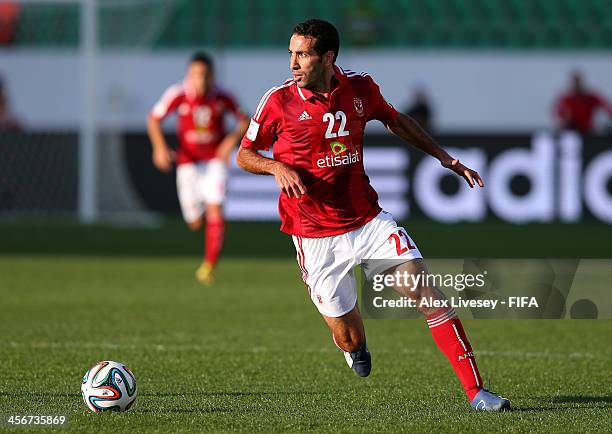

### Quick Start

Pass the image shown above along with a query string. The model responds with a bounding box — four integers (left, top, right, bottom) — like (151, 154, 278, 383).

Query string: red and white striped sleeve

(149, 83, 184, 120)
(240, 83, 287, 151)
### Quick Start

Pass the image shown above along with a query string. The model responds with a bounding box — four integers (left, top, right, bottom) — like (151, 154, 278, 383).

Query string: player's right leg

(176, 163, 207, 281)
(322, 305, 371, 377)
(177, 162, 206, 229)
(292, 234, 371, 377)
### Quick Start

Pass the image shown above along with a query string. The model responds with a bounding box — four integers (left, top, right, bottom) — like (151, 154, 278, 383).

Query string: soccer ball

(81, 360, 137, 412)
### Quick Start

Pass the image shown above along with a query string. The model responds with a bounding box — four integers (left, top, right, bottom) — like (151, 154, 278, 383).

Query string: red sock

(204, 216, 225, 265)
(427, 308, 483, 401)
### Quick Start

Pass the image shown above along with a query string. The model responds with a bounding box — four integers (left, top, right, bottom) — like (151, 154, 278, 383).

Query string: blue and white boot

(343, 343, 371, 377)
(471, 389, 511, 411)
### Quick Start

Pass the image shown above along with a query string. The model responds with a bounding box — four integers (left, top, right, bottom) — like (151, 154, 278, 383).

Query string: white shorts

(292, 210, 423, 318)
(176, 159, 227, 223)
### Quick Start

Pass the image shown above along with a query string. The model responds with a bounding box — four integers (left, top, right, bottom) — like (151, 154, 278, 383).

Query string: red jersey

(240, 66, 398, 238)
(555, 91, 612, 134)
(150, 82, 247, 165)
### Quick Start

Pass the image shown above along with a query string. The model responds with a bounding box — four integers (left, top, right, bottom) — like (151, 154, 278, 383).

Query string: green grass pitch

(0, 221, 611, 432)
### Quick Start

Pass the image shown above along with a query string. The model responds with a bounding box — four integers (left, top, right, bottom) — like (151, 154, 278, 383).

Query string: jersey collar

(183, 79, 218, 101)
(296, 65, 346, 101)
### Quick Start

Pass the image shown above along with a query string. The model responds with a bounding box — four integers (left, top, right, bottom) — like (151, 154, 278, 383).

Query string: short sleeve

(591, 94, 612, 114)
(240, 87, 282, 152)
(367, 76, 398, 125)
(554, 96, 569, 119)
(149, 84, 183, 120)
(221, 91, 249, 121)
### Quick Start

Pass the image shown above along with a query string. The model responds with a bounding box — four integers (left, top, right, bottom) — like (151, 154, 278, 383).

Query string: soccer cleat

(470, 389, 511, 412)
(195, 262, 215, 285)
(343, 343, 371, 377)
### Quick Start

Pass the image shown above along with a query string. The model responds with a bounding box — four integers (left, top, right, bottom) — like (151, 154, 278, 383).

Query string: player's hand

(441, 158, 484, 188)
(272, 164, 306, 198)
(153, 147, 175, 173)
(215, 146, 233, 165)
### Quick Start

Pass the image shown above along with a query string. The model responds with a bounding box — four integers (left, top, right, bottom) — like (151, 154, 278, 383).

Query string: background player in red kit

(553, 70, 612, 134)
(148, 52, 249, 284)
(237, 19, 510, 411)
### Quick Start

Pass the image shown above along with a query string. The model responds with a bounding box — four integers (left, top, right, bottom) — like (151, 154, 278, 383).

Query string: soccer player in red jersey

(237, 19, 510, 411)
(554, 70, 612, 134)
(148, 52, 249, 284)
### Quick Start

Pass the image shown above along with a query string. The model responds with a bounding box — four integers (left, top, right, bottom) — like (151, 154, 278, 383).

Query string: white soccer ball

(81, 360, 137, 412)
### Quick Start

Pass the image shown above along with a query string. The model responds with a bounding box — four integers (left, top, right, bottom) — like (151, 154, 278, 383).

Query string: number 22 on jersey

(388, 230, 416, 256)
(323, 111, 350, 139)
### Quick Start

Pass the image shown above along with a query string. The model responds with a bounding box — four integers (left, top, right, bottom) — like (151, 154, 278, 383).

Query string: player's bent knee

(187, 219, 203, 231)
(206, 204, 223, 220)
(334, 333, 365, 353)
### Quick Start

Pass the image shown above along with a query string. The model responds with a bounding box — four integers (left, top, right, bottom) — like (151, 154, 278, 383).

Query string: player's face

(289, 34, 330, 90)
(187, 61, 213, 96)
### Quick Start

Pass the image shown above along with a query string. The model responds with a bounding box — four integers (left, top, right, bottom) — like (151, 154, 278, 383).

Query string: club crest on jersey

(353, 97, 364, 117)
(194, 106, 212, 130)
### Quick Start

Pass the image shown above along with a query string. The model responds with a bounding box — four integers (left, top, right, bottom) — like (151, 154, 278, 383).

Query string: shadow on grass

(132, 407, 245, 414)
(133, 390, 325, 414)
(0, 391, 78, 397)
(0, 391, 258, 414)
(139, 390, 319, 397)
(514, 395, 612, 412)
(550, 395, 612, 405)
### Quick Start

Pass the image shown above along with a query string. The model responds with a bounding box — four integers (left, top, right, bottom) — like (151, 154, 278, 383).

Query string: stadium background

(1, 1, 611, 432)
(1, 0, 612, 230)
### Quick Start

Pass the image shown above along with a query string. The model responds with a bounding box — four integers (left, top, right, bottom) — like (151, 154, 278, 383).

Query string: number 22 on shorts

(388, 230, 415, 256)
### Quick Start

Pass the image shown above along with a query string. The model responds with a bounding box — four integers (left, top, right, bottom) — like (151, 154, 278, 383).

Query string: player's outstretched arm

(236, 148, 306, 198)
(217, 117, 250, 164)
(386, 113, 484, 188)
(600, 95, 612, 117)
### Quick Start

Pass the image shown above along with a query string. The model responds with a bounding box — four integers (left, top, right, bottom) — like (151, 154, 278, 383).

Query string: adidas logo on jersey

(298, 111, 312, 121)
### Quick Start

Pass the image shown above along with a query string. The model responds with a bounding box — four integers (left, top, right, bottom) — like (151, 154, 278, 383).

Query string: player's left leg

(387, 259, 509, 411)
(359, 211, 510, 411)
(196, 159, 228, 285)
(386, 260, 482, 396)
(195, 203, 225, 284)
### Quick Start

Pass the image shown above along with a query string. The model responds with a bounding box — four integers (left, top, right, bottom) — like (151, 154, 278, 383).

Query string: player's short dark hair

(292, 19, 340, 63)
(190, 51, 214, 71)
